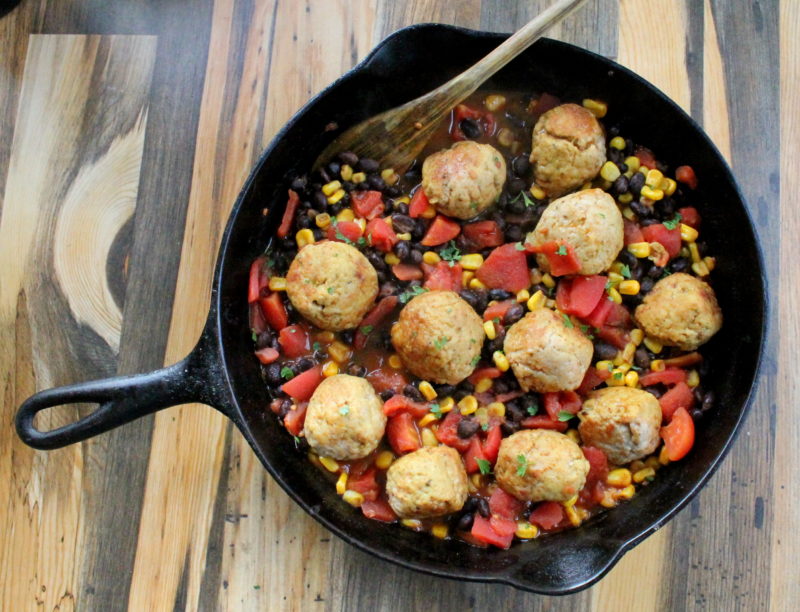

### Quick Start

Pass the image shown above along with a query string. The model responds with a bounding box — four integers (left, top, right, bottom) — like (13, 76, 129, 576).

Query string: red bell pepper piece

(583, 297, 614, 329)
(281, 366, 323, 401)
(659, 381, 695, 421)
(639, 368, 688, 387)
(634, 146, 657, 170)
(348, 467, 380, 501)
(675, 165, 698, 190)
(283, 402, 307, 436)
(420, 215, 461, 246)
(577, 367, 607, 395)
(386, 412, 421, 455)
(365, 217, 398, 252)
(277, 189, 300, 238)
(422, 261, 462, 291)
(660, 406, 695, 460)
(366, 368, 407, 394)
(463, 220, 504, 249)
(326, 220, 363, 244)
(556, 275, 607, 318)
(467, 367, 502, 385)
(525, 240, 581, 276)
(678, 206, 701, 228)
(623, 219, 645, 246)
(596, 325, 630, 350)
(476, 243, 530, 292)
(470, 515, 514, 549)
(351, 190, 385, 220)
(278, 325, 310, 358)
(382, 394, 429, 419)
(464, 437, 488, 474)
(435, 410, 471, 452)
(527, 92, 560, 117)
(391, 263, 423, 281)
(490, 487, 523, 519)
(254, 347, 279, 364)
(361, 498, 397, 522)
(482, 299, 516, 322)
(481, 425, 502, 464)
(408, 187, 430, 218)
(642, 223, 681, 259)
(259, 293, 289, 331)
(248, 256, 269, 303)
(520, 415, 568, 432)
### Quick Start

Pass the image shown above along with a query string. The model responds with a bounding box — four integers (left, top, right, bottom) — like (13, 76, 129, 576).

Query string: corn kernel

(419, 381, 438, 401)
(664, 177, 677, 196)
(650, 359, 666, 372)
(692, 261, 710, 277)
(618, 280, 640, 295)
(542, 273, 556, 289)
(640, 185, 664, 201)
(327, 341, 351, 364)
(422, 251, 441, 265)
(493, 351, 510, 372)
(566, 429, 580, 445)
(622, 156, 639, 172)
(680, 223, 699, 243)
(421, 427, 439, 447)
(484, 93, 507, 112)
(600, 160, 621, 182)
(469, 278, 487, 290)
(630, 460, 646, 473)
(470, 473, 484, 490)
(401, 518, 422, 529)
(458, 395, 478, 415)
(545, 298, 556, 309)
(336, 208, 355, 222)
(482, 320, 497, 340)
(351, 172, 366, 184)
(343, 490, 364, 507)
(388, 354, 402, 369)
(564, 504, 581, 527)
(607, 369, 626, 386)
(607, 468, 632, 488)
(322, 180, 342, 196)
(460, 253, 485, 270)
(704, 256, 716, 271)
(396, 232, 412, 241)
(327, 188, 346, 205)
(687, 369, 700, 388)
(609, 136, 626, 150)
(375, 451, 394, 470)
(600, 492, 617, 508)
(336, 472, 348, 494)
(624, 370, 639, 387)
(680, 245, 691, 259)
(319, 456, 340, 473)
(617, 485, 636, 500)
(631, 328, 644, 345)
(645, 456, 661, 470)
(431, 523, 449, 539)
(633, 467, 656, 483)
(516, 289, 530, 303)
(595, 360, 613, 372)
(644, 336, 663, 354)
(268, 276, 287, 291)
(607, 287, 622, 304)
(659, 446, 671, 465)
(627, 242, 651, 258)
(462, 270, 475, 287)
(474, 377, 493, 393)
(527, 290, 546, 311)
(582, 98, 608, 118)
(340, 164, 353, 181)
(315, 212, 331, 229)
(420, 205, 437, 219)
(622, 207, 636, 221)
(322, 361, 339, 377)
(317, 331, 335, 343)
(354, 218, 367, 233)
(515, 521, 539, 539)
(434, 398, 453, 414)
(487, 401, 506, 417)
(618, 192, 634, 204)
(296, 228, 315, 248)
(381, 168, 399, 185)
(645, 169, 663, 188)
(530, 185, 547, 200)
(384, 253, 401, 265)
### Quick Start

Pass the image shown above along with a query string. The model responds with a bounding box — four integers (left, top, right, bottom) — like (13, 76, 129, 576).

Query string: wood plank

(0, 34, 156, 611)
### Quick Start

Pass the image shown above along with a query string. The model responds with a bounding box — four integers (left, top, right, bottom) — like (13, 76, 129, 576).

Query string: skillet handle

(15, 330, 229, 450)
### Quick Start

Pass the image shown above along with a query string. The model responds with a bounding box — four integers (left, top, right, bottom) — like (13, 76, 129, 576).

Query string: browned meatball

(495, 429, 589, 502)
(529, 103, 606, 197)
(578, 387, 662, 465)
(421, 141, 506, 219)
(286, 241, 378, 331)
(504, 308, 593, 392)
(390, 290, 484, 384)
(385, 446, 469, 518)
(527, 189, 623, 275)
(634, 273, 722, 350)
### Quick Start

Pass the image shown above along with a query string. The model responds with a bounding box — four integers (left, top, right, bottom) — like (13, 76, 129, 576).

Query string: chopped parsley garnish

(557, 410, 575, 422)
(327, 287, 335, 294)
(360, 324, 374, 335)
(339, 405, 350, 416)
(516, 454, 528, 476)
(357, 237, 367, 247)
(481, 422, 490, 431)
(251, 330, 258, 342)
(605, 280, 614, 290)
(476, 458, 492, 475)
(470, 355, 481, 367)
(433, 336, 450, 350)
(613, 370, 624, 380)
(399, 286, 428, 304)
(514, 242, 526, 251)
(440, 241, 462, 265)
(293, 436, 301, 445)
(312, 341, 322, 352)
(492, 316, 501, 325)
(280, 366, 295, 380)
(429, 403, 442, 419)
(620, 264, 632, 279)
(527, 403, 539, 416)
(555, 244, 567, 256)
(663, 213, 682, 230)
(562, 314, 574, 328)
(511, 190, 536, 208)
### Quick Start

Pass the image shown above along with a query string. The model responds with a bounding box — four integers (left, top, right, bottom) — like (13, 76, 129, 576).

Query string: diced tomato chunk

(422, 261, 462, 291)
(464, 436, 488, 474)
(623, 219, 645, 246)
(254, 347, 279, 364)
(604, 302, 633, 328)
(259, 293, 289, 331)
(520, 415, 568, 432)
(468, 367, 502, 385)
(353, 295, 398, 349)
(281, 366, 323, 401)
(634, 146, 657, 170)
(481, 425, 502, 464)
(559, 390, 582, 415)
(361, 498, 397, 522)
(659, 381, 695, 421)
(675, 165, 698, 190)
(351, 190, 385, 220)
(543, 392, 561, 421)
(248, 256, 268, 303)
(391, 263, 423, 281)
(436, 410, 471, 452)
(365, 217, 398, 252)
(278, 325, 310, 358)
(348, 467, 380, 501)
(642, 223, 681, 259)
(421, 215, 461, 246)
(529, 501, 564, 530)
(678, 206, 701, 228)
(577, 367, 606, 394)
(639, 368, 688, 387)
(249, 301, 268, 335)
(556, 275, 607, 318)
(525, 240, 581, 276)
(471, 515, 514, 549)
(482, 299, 516, 322)
(582, 446, 609, 487)
(583, 297, 614, 329)
(283, 403, 307, 436)
(409, 188, 430, 218)
(476, 243, 530, 292)
(366, 368, 407, 394)
(386, 412, 421, 455)
(326, 220, 363, 243)
(277, 189, 300, 238)
(382, 394, 429, 419)
(463, 220, 504, 249)
(596, 325, 629, 350)
(489, 487, 523, 519)
(661, 406, 695, 460)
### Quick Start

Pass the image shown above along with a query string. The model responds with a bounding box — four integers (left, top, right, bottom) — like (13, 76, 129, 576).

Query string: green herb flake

(492, 317, 501, 325)
(280, 366, 295, 380)
(360, 324, 374, 335)
(440, 241, 462, 265)
(339, 405, 350, 416)
(605, 280, 614, 290)
(293, 436, 301, 445)
(557, 410, 575, 422)
(251, 330, 258, 343)
(562, 314, 574, 328)
(527, 403, 539, 416)
(476, 458, 492, 475)
(663, 213, 682, 230)
(512, 190, 536, 208)
(555, 245, 567, 256)
(327, 286, 335, 294)
(470, 355, 481, 367)
(430, 403, 442, 419)
(433, 336, 450, 350)
(620, 264, 632, 279)
(312, 341, 322, 352)
(613, 371, 624, 380)
(357, 237, 367, 247)
(399, 286, 428, 304)
(481, 422, 490, 431)
(516, 454, 528, 477)
(254, 585, 261, 590)
(515, 242, 526, 251)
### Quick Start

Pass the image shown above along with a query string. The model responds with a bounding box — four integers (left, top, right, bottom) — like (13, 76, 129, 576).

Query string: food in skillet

(247, 92, 722, 548)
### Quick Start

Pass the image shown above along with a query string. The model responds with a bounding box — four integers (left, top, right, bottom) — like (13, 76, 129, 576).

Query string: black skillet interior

(211, 25, 766, 594)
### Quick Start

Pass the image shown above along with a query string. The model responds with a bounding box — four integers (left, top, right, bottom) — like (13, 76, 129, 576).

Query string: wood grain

(0, 1, 793, 610)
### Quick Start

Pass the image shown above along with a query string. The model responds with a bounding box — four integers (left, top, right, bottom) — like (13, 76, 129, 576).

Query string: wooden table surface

(0, 0, 795, 610)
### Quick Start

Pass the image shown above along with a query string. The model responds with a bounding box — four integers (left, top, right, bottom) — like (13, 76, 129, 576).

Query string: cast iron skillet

(16, 25, 766, 595)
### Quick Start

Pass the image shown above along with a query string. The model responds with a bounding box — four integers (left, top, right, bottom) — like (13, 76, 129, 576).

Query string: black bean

(657, 198, 676, 218)
(593, 343, 618, 361)
(340, 330, 355, 345)
(488, 289, 512, 301)
(457, 418, 480, 439)
(512, 156, 530, 176)
(508, 178, 526, 196)
(640, 277, 655, 294)
(630, 200, 653, 219)
(458, 380, 475, 393)
(485, 337, 505, 356)
(491, 212, 507, 231)
(459, 289, 485, 313)
(379, 282, 397, 298)
(379, 389, 395, 402)
(634, 348, 651, 369)
(357, 158, 379, 173)
(457, 512, 475, 531)
(386, 186, 402, 198)
(409, 249, 423, 264)
(265, 363, 282, 385)
(647, 266, 663, 279)
(411, 219, 426, 241)
(313, 191, 328, 209)
(297, 357, 315, 372)
(500, 421, 520, 436)
(390, 214, 414, 236)
(644, 386, 663, 399)
(291, 176, 307, 191)
(670, 257, 690, 273)
(279, 399, 293, 418)
(296, 215, 312, 229)
(329, 203, 343, 216)
(337, 151, 359, 166)
(608, 125, 621, 137)
(255, 330, 273, 349)
(460, 118, 482, 139)
(624, 138, 635, 155)
(608, 148, 622, 164)
(701, 391, 715, 412)
(367, 251, 387, 271)
(453, 389, 470, 401)
(395, 241, 411, 261)
(341, 181, 355, 192)
(477, 498, 490, 518)
(313, 228, 324, 241)
(640, 218, 659, 227)
(318, 168, 332, 183)
(404, 384, 424, 402)
(394, 202, 409, 215)
(506, 401, 525, 423)
(504, 225, 523, 242)
(504, 303, 525, 325)
(619, 250, 638, 268)
(616, 162, 629, 174)
(327, 161, 341, 176)
(698, 359, 710, 377)
(629, 172, 645, 196)
(435, 383, 456, 397)
(463, 496, 479, 512)
(347, 364, 367, 377)
(613, 175, 629, 195)
(368, 175, 386, 191)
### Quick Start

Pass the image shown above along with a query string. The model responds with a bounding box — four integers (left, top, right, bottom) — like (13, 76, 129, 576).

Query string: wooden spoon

(314, 0, 588, 172)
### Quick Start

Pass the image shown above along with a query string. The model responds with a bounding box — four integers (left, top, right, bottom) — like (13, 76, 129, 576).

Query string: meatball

(390, 290, 484, 384)
(527, 189, 623, 275)
(529, 103, 606, 197)
(385, 446, 469, 518)
(634, 273, 722, 350)
(303, 375, 386, 460)
(495, 430, 589, 502)
(421, 141, 506, 219)
(578, 387, 662, 465)
(286, 241, 378, 331)
(504, 308, 593, 393)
